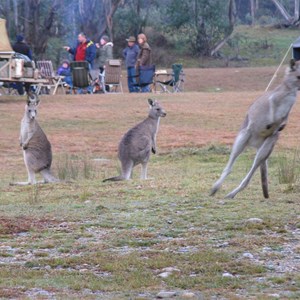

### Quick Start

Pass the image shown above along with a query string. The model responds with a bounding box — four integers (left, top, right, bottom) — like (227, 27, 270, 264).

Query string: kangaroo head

(26, 93, 40, 120)
(148, 99, 167, 119)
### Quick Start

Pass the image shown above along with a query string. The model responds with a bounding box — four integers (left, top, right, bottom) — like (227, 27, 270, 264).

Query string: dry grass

(0, 67, 300, 299)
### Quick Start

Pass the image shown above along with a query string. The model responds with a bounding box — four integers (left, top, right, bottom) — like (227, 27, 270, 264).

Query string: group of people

(61, 32, 152, 93)
(10, 31, 153, 94)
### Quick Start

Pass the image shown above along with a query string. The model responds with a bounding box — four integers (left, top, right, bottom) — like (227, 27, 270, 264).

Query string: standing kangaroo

(211, 59, 300, 199)
(103, 99, 166, 182)
(10, 94, 59, 185)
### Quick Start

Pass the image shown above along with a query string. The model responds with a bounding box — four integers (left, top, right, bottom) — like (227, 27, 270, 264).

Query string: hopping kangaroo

(103, 99, 166, 182)
(10, 94, 59, 185)
(211, 59, 300, 199)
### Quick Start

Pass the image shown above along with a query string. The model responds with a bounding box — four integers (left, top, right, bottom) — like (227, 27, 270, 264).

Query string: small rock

(59, 222, 68, 228)
(246, 218, 263, 224)
(79, 268, 89, 273)
(84, 200, 91, 204)
(268, 294, 280, 298)
(181, 292, 197, 298)
(216, 242, 229, 248)
(158, 272, 172, 278)
(242, 252, 254, 259)
(222, 272, 234, 278)
(162, 267, 180, 273)
(167, 220, 173, 224)
(157, 291, 177, 298)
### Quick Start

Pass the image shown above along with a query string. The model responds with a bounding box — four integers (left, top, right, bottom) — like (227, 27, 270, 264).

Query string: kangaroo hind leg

(225, 133, 278, 199)
(210, 129, 250, 196)
(121, 160, 134, 180)
(141, 162, 148, 180)
(40, 169, 60, 183)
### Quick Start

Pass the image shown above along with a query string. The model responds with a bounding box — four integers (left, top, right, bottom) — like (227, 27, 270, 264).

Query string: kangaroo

(103, 99, 167, 182)
(10, 93, 59, 185)
(210, 59, 300, 199)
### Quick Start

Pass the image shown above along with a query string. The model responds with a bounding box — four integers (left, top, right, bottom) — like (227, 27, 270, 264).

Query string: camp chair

(155, 64, 184, 93)
(36, 60, 65, 95)
(99, 59, 123, 93)
(132, 65, 155, 92)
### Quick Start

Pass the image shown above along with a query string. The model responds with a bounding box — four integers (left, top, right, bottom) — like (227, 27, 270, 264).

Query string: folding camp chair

(70, 61, 93, 94)
(133, 65, 155, 92)
(36, 60, 65, 95)
(99, 59, 123, 93)
(155, 64, 184, 93)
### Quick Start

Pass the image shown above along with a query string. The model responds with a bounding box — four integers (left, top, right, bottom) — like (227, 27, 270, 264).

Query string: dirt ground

(0, 66, 298, 162)
(1, 66, 300, 299)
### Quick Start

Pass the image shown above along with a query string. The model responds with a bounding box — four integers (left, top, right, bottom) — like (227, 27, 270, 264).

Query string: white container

(14, 59, 24, 78)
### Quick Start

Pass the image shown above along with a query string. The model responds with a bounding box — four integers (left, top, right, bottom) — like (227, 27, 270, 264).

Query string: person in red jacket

(64, 32, 96, 67)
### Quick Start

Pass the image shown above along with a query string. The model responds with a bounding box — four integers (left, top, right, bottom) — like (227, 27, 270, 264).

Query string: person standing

(12, 34, 32, 95)
(95, 35, 113, 73)
(136, 33, 152, 93)
(123, 36, 139, 93)
(64, 32, 96, 68)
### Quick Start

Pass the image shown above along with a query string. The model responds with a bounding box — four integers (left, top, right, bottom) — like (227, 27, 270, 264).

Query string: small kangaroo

(210, 59, 300, 199)
(10, 93, 59, 185)
(103, 99, 167, 182)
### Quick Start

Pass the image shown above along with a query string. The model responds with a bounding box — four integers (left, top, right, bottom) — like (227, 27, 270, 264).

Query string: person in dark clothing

(12, 34, 32, 95)
(123, 36, 139, 93)
(13, 35, 32, 60)
(57, 60, 72, 88)
(136, 33, 152, 93)
(64, 32, 96, 67)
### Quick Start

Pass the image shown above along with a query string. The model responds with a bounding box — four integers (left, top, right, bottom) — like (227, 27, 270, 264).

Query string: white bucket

(14, 59, 24, 78)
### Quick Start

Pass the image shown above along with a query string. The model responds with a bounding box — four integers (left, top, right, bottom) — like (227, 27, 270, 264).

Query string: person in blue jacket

(64, 32, 96, 68)
(122, 36, 140, 92)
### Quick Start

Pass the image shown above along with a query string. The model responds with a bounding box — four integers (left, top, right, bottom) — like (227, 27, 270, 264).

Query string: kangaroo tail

(103, 175, 124, 182)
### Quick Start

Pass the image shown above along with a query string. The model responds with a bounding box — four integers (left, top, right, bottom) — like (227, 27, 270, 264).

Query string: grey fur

(103, 99, 166, 182)
(10, 94, 59, 185)
(210, 59, 300, 199)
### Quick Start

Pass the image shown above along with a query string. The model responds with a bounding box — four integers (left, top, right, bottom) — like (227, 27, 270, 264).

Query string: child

(57, 60, 72, 88)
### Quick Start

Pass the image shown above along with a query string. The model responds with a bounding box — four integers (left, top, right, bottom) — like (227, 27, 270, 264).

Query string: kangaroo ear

(290, 59, 296, 71)
(148, 99, 154, 106)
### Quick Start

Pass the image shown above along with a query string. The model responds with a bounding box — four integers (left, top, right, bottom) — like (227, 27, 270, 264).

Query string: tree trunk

(5, 0, 10, 35)
(250, 0, 255, 25)
(12, 0, 18, 30)
(295, 0, 300, 21)
(271, 0, 293, 24)
(211, 0, 236, 56)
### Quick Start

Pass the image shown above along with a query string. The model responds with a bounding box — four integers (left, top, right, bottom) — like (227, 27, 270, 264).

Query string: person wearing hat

(95, 35, 114, 73)
(123, 36, 140, 93)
